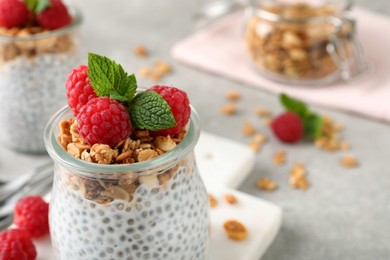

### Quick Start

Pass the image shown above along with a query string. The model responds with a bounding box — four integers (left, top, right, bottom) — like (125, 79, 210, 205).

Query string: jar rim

(0, 5, 82, 42)
(44, 105, 201, 176)
(249, 0, 352, 23)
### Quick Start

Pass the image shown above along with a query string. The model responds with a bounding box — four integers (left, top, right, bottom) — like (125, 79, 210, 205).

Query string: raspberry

(36, 0, 71, 30)
(271, 112, 303, 143)
(0, 0, 29, 28)
(14, 196, 49, 238)
(147, 85, 190, 136)
(0, 229, 37, 260)
(77, 97, 132, 147)
(66, 65, 97, 116)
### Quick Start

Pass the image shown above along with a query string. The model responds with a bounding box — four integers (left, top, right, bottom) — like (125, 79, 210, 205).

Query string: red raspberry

(66, 65, 97, 116)
(36, 0, 71, 30)
(14, 196, 49, 238)
(77, 97, 132, 147)
(147, 85, 190, 136)
(271, 112, 303, 143)
(0, 229, 37, 260)
(0, 0, 29, 28)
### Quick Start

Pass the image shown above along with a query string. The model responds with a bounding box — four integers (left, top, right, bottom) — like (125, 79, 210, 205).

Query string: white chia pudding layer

(0, 53, 79, 153)
(50, 156, 210, 260)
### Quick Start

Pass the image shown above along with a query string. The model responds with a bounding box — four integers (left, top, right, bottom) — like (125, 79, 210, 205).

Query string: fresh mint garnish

(279, 93, 323, 139)
(87, 53, 176, 131)
(25, 0, 51, 13)
(128, 92, 177, 131)
(88, 53, 136, 102)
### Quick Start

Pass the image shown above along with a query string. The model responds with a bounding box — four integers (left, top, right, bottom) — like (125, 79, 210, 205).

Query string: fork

(0, 162, 54, 231)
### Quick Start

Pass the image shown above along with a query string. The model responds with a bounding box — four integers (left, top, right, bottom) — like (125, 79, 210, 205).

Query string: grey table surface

(3, 0, 390, 259)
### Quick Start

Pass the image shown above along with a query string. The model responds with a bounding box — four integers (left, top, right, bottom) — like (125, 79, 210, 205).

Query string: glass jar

(0, 7, 82, 153)
(44, 106, 210, 260)
(244, 0, 370, 85)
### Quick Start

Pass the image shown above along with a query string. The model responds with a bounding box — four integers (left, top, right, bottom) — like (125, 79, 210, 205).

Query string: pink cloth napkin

(171, 7, 390, 122)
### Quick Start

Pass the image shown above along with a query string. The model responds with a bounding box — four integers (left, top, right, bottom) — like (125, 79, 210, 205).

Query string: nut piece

(340, 154, 359, 168)
(242, 120, 256, 136)
(221, 103, 236, 115)
(256, 177, 277, 191)
(226, 90, 241, 101)
(209, 194, 218, 208)
(255, 107, 271, 117)
(272, 149, 286, 165)
(154, 136, 176, 152)
(224, 194, 237, 205)
(289, 162, 310, 190)
(133, 45, 148, 57)
(223, 220, 248, 240)
(136, 149, 158, 162)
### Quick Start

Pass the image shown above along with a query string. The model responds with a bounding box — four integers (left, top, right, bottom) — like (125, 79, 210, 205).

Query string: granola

(245, 3, 353, 81)
(223, 220, 248, 240)
(224, 194, 237, 205)
(256, 177, 277, 191)
(289, 162, 310, 190)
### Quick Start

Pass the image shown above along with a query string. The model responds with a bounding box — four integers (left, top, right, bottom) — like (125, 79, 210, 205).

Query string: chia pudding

(50, 153, 209, 260)
(0, 7, 82, 153)
(45, 103, 210, 259)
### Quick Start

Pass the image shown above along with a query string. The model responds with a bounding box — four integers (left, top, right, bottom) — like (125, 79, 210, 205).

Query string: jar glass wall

(244, 0, 369, 86)
(44, 106, 210, 260)
(0, 7, 82, 153)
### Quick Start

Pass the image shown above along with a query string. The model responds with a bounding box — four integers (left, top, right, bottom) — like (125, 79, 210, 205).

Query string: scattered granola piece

(255, 107, 271, 117)
(209, 194, 218, 208)
(154, 60, 171, 74)
(263, 117, 272, 127)
(242, 120, 256, 136)
(226, 90, 241, 101)
(272, 149, 286, 165)
(221, 103, 237, 115)
(254, 132, 267, 144)
(289, 162, 310, 190)
(224, 194, 237, 205)
(138, 67, 151, 78)
(248, 140, 261, 153)
(223, 220, 248, 240)
(314, 115, 344, 152)
(340, 140, 350, 151)
(340, 154, 359, 168)
(256, 177, 277, 191)
(133, 45, 148, 57)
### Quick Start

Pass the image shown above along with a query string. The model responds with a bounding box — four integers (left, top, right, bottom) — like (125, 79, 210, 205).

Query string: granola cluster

(59, 118, 184, 165)
(245, 3, 353, 81)
(0, 26, 75, 66)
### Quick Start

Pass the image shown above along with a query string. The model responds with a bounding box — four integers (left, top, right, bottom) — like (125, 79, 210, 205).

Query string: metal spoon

(0, 161, 53, 202)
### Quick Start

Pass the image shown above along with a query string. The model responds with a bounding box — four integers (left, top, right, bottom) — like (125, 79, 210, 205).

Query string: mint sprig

(280, 93, 323, 139)
(25, 0, 51, 13)
(87, 53, 177, 131)
(128, 92, 176, 131)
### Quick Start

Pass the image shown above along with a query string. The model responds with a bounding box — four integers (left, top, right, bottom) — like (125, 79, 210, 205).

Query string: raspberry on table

(147, 85, 190, 136)
(271, 111, 303, 143)
(37, 0, 71, 30)
(0, 0, 29, 28)
(14, 196, 49, 238)
(66, 65, 97, 116)
(77, 97, 132, 147)
(0, 229, 37, 260)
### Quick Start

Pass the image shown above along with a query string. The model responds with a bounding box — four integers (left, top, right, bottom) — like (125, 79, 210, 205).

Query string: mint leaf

(128, 92, 176, 131)
(279, 93, 323, 139)
(118, 73, 137, 101)
(303, 114, 323, 139)
(25, 0, 50, 13)
(280, 93, 309, 118)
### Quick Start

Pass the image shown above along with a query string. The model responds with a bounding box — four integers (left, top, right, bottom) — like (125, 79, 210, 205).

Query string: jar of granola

(244, 0, 370, 85)
(0, 5, 82, 153)
(44, 105, 210, 260)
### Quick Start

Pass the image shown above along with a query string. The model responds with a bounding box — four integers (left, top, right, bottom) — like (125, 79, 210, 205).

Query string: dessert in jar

(44, 53, 210, 260)
(244, 0, 369, 85)
(0, 0, 82, 153)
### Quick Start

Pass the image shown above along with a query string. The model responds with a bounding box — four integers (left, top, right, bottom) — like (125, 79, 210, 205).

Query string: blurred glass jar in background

(244, 0, 371, 86)
(0, 6, 82, 153)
